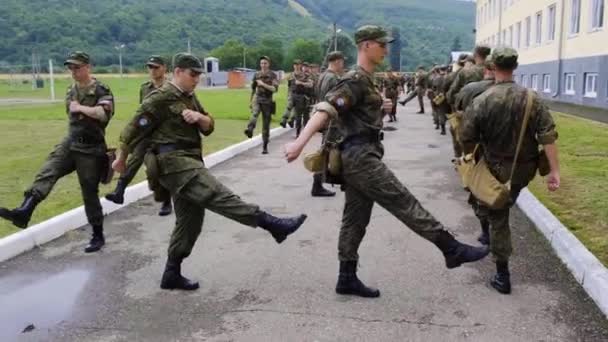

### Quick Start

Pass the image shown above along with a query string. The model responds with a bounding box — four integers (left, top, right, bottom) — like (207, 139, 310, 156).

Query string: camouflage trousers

(401, 88, 425, 112)
(26, 137, 104, 226)
(338, 142, 444, 261)
(292, 94, 310, 133)
(247, 101, 273, 143)
(386, 95, 398, 117)
(160, 168, 260, 261)
(120, 139, 170, 202)
(281, 92, 295, 122)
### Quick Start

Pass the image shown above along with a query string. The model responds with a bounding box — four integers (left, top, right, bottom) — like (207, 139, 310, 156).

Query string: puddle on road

(0, 269, 91, 340)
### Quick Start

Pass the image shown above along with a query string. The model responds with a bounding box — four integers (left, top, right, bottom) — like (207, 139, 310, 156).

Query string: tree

(320, 32, 356, 69)
(451, 36, 462, 51)
(254, 37, 285, 71)
(286, 39, 323, 67)
(208, 39, 247, 70)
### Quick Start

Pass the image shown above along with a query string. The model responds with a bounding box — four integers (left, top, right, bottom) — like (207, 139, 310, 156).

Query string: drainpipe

(552, 0, 565, 98)
(498, 0, 503, 45)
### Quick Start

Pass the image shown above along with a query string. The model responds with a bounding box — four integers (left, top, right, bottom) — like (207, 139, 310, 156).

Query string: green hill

(0, 0, 475, 71)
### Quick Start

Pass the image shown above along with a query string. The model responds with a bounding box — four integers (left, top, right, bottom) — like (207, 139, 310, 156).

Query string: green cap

(173, 53, 204, 73)
(302, 62, 310, 67)
(354, 25, 395, 44)
(64, 51, 90, 66)
(259, 55, 271, 64)
(327, 51, 345, 62)
(491, 47, 518, 69)
(293, 59, 302, 65)
(146, 55, 166, 67)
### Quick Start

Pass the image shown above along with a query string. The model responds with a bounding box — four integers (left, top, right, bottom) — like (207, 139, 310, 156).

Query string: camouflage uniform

(280, 60, 301, 127)
(292, 70, 314, 136)
(383, 73, 401, 122)
(446, 64, 484, 106)
(399, 68, 427, 113)
(245, 65, 279, 149)
(431, 70, 450, 134)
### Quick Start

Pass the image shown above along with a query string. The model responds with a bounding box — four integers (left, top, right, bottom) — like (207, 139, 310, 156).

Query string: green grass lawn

(0, 76, 287, 238)
(528, 112, 608, 266)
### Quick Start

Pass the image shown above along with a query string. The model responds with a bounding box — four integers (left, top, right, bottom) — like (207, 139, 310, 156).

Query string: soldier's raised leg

(244, 101, 261, 138)
(261, 104, 272, 154)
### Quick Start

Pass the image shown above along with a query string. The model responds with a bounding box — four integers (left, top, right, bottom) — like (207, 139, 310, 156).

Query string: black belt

(340, 131, 384, 150)
(153, 143, 201, 154)
(72, 136, 104, 145)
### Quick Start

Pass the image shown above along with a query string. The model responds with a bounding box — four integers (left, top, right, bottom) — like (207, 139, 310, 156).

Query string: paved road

(1, 101, 607, 341)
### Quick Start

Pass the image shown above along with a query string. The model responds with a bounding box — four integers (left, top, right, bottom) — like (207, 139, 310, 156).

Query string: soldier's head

(355, 25, 394, 66)
(146, 55, 167, 80)
(483, 56, 496, 79)
(301, 62, 310, 73)
(457, 53, 468, 67)
(172, 53, 203, 93)
(491, 47, 519, 76)
(293, 59, 302, 72)
(439, 65, 448, 75)
(64, 51, 92, 83)
(327, 51, 346, 73)
(474, 45, 492, 64)
(311, 63, 320, 74)
(259, 56, 271, 71)
(465, 54, 476, 67)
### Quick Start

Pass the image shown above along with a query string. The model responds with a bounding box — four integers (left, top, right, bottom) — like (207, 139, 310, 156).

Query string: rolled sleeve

(313, 101, 338, 120)
(535, 101, 558, 145)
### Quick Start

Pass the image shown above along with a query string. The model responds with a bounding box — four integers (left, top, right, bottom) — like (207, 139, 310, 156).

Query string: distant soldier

(114, 53, 307, 291)
(0, 51, 114, 253)
(399, 66, 427, 113)
(446, 46, 491, 106)
(106, 55, 172, 216)
(309, 51, 346, 197)
(427, 66, 440, 126)
(383, 70, 401, 122)
(244, 56, 279, 154)
(292, 62, 315, 137)
(279, 59, 302, 128)
(461, 47, 560, 295)
(431, 65, 450, 135)
(443, 53, 469, 159)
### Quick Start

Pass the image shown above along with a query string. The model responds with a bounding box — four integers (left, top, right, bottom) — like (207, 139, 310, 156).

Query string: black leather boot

(288, 118, 295, 128)
(311, 174, 335, 197)
(0, 195, 40, 229)
(262, 141, 269, 155)
(477, 219, 490, 245)
(398, 100, 406, 106)
(105, 179, 127, 204)
(160, 258, 200, 291)
(440, 124, 446, 135)
(256, 211, 307, 244)
(434, 231, 489, 269)
(244, 127, 253, 139)
(158, 200, 173, 216)
(490, 261, 511, 294)
(84, 225, 105, 253)
(280, 118, 287, 128)
(335, 261, 380, 298)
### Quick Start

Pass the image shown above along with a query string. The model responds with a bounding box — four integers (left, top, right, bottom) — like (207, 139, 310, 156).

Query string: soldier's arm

(460, 96, 483, 153)
(193, 98, 215, 136)
(534, 98, 560, 185)
(250, 75, 257, 101)
(446, 72, 464, 106)
(72, 87, 114, 122)
(117, 96, 164, 160)
(139, 86, 144, 104)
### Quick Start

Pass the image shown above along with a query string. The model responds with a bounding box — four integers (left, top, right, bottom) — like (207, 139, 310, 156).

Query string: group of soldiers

(0, 25, 560, 298)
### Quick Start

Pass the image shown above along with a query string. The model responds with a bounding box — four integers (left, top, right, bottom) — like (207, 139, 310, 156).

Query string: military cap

(327, 51, 345, 62)
(465, 55, 475, 63)
(302, 62, 310, 67)
(474, 45, 492, 59)
(491, 47, 518, 69)
(173, 53, 204, 73)
(354, 25, 395, 44)
(259, 55, 271, 63)
(293, 59, 303, 65)
(458, 53, 469, 63)
(146, 55, 166, 67)
(64, 51, 90, 66)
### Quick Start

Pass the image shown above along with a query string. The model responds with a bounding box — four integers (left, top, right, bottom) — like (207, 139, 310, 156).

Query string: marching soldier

(0, 51, 114, 253)
(292, 62, 315, 137)
(244, 56, 279, 154)
(280, 59, 302, 128)
(114, 53, 307, 291)
(399, 65, 427, 113)
(285, 26, 488, 298)
(383, 70, 401, 122)
(105, 55, 173, 216)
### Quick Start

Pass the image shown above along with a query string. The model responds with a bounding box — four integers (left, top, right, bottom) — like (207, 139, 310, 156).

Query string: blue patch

(336, 98, 345, 107)
(138, 117, 149, 127)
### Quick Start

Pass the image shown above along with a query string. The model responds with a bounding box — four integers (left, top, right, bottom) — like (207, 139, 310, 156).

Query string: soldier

(105, 55, 172, 216)
(431, 65, 450, 135)
(443, 53, 469, 159)
(292, 62, 315, 137)
(383, 70, 401, 122)
(279, 59, 302, 128)
(446, 45, 491, 106)
(0, 51, 114, 253)
(427, 66, 439, 126)
(455, 59, 496, 245)
(113, 53, 307, 290)
(310, 50, 346, 198)
(285, 26, 488, 298)
(461, 47, 560, 294)
(244, 56, 279, 154)
(398, 65, 427, 113)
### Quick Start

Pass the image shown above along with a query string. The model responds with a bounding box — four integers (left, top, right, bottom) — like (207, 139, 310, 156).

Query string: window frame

(590, 0, 605, 31)
(525, 16, 532, 47)
(531, 74, 540, 90)
(584, 73, 599, 98)
(564, 73, 576, 95)
(548, 4, 557, 41)
(543, 74, 552, 93)
(535, 11, 543, 45)
(570, 0, 581, 35)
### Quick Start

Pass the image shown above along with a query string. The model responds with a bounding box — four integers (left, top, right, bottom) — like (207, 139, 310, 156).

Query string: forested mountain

(0, 0, 475, 71)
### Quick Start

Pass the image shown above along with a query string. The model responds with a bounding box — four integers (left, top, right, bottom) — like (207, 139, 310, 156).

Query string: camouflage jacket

(315, 69, 340, 101)
(454, 78, 494, 112)
(415, 71, 428, 89)
(383, 75, 401, 98)
(120, 82, 214, 177)
(251, 70, 279, 103)
(447, 64, 484, 106)
(139, 80, 164, 104)
(461, 81, 558, 184)
(314, 66, 383, 140)
(65, 79, 114, 155)
(293, 71, 314, 96)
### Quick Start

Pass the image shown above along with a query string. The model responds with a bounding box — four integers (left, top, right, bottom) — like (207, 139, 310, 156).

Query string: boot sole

(160, 283, 200, 290)
(446, 247, 490, 269)
(336, 288, 381, 298)
(490, 281, 511, 294)
(105, 195, 125, 205)
(272, 214, 307, 244)
(311, 192, 336, 197)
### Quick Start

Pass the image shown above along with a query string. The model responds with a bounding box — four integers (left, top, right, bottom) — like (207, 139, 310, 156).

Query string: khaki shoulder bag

(461, 90, 535, 209)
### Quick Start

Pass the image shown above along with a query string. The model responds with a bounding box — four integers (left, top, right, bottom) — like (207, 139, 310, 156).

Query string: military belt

(340, 131, 384, 150)
(72, 136, 104, 145)
(154, 143, 201, 155)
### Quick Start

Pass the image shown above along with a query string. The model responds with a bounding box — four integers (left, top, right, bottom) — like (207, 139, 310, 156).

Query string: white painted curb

(517, 188, 608, 317)
(0, 127, 292, 262)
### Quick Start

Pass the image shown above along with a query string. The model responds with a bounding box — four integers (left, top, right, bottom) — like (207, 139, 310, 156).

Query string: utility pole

(49, 59, 55, 101)
(333, 22, 338, 51)
(188, 38, 191, 53)
(243, 47, 247, 68)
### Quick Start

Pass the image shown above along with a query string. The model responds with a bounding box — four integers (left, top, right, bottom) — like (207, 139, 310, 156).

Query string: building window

(584, 73, 598, 97)
(531, 74, 539, 90)
(502, 30, 507, 45)
(536, 11, 543, 44)
(522, 75, 529, 88)
(548, 4, 557, 41)
(543, 74, 552, 93)
(591, 0, 604, 29)
(525, 16, 532, 47)
(565, 73, 576, 94)
(570, 0, 581, 34)
(516, 21, 522, 48)
(509, 25, 514, 46)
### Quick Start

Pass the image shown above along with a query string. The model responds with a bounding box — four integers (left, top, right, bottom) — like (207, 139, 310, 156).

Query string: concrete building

(475, 0, 608, 110)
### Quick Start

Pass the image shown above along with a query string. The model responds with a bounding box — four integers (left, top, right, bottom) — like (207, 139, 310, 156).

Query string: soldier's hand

(381, 98, 393, 113)
(69, 101, 81, 113)
(546, 171, 560, 192)
(256, 80, 265, 86)
(284, 142, 303, 163)
(181, 109, 204, 124)
(112, 158, 126, 174)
